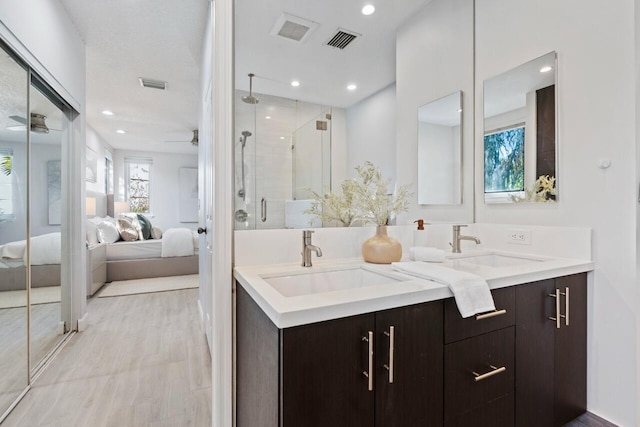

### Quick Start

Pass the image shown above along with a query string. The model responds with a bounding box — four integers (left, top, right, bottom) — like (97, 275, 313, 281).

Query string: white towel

(409, 247, 445, 263)
(391, 262, 495, 318)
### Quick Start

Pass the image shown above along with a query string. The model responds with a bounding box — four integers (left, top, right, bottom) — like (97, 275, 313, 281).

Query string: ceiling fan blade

(9, 115, 27, 125)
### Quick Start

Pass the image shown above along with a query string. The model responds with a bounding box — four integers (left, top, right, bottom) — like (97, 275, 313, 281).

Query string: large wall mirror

(234, 0, 432, 229)
(417, 91, 462, 205)
(483, 51, 557, 204)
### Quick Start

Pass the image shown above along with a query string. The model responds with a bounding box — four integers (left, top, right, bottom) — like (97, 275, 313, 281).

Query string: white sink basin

(448, 253, 546, 268)
(261, 267, 407, 298)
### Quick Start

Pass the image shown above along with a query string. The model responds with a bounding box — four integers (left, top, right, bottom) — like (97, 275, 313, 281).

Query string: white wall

(475, 0, 637, 424)
(396, 0, 474, 225)
(112, 150, 198, 231)
(85, 126, 113, 195)
(418, 122, 461, 204)
(347, 83, 396, 188)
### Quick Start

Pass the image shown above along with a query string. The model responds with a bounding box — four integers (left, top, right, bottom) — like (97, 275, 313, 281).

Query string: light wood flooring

(1, 289, 211, 427)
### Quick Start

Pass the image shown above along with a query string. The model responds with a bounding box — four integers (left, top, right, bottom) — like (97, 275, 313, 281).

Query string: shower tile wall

(235, 90, 330, 230)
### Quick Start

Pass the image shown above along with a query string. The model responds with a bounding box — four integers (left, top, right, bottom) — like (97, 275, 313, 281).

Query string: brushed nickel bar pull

(475, 309, 507, 320)
(565, 287, 569, 326)
(383, 326, 395, 384)
(472, 365, 506, 382)
(260, 198, 267, 222)
(362, 331, 374, 391)
(548, 289, 561, 329)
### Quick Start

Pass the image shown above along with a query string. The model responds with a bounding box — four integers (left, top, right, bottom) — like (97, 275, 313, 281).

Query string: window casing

(124, 157, 152, 213)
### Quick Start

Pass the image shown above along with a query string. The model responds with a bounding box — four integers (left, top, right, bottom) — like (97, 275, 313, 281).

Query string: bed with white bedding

(103, 228, 199, 282)
(0, 233, 62, 292)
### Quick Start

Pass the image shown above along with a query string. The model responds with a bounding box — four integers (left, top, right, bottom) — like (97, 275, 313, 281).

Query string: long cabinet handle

(383, 326, 395, 384)
(475, 309, 507, 320)
(473, 365, 506, 382)
(548, 289, 561, 329)
(260, 198, 267, 222)
(564, 287, 570, 326)
(362, 331, 374, 391)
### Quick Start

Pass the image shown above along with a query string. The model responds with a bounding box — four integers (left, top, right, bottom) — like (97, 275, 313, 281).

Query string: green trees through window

(484, 126, 525, 193)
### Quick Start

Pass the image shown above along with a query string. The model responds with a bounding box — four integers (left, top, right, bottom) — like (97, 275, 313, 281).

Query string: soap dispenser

(413, 219, 429, 246)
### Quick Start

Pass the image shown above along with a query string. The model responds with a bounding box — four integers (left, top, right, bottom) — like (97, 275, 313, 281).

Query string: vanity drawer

(444, 286, 515, 344)
(444, 327, 515, 426)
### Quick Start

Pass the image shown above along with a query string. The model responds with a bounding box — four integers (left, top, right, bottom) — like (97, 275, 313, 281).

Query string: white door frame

(212, 0, 234, 426)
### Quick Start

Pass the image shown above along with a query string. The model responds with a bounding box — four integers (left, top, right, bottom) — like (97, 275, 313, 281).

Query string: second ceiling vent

(325, 28, 360, 50)
(271, 13, 318, 44)
(139, 77, 167, 90)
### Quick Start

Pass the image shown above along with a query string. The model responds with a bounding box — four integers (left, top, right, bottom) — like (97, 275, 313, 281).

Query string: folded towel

(409, 247, 445, 263)
(391, 262, 495, 318)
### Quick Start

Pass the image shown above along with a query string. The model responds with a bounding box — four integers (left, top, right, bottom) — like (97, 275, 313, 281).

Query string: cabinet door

(281, 313, 375, 427)
(554, 273, 587, 425)
(375, 301, 443, 427)
(515, 279, 556, 427)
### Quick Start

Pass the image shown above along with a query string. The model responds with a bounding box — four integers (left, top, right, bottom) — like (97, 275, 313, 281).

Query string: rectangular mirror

(483, 51, 557, 204)
(417, 91, 462, 205)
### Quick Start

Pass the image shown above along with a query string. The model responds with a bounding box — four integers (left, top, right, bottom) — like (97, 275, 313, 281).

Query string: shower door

(234, 90, 332, 230)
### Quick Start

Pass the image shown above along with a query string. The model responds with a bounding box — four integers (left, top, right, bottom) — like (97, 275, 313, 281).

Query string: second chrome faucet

(302, 230, 323, 267)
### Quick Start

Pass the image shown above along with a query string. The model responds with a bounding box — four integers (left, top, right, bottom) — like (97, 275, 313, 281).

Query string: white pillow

(150, 226, 163, 240)
(86, 221, 99, 246)
(97, 221, 120, 244)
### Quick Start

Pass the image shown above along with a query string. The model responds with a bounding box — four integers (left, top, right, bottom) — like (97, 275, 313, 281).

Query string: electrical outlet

(508, 228, 531, 245)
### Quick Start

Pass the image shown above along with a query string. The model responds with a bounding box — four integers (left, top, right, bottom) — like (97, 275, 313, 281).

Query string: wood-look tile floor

(2, 289, 211, 427)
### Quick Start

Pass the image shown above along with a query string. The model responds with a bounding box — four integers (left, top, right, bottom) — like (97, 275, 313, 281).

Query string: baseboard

(77, 312, 89, 332)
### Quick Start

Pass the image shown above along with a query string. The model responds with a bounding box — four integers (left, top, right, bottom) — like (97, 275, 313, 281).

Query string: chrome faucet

(451, 225, 481, 253)
(301, 230, 323, 267)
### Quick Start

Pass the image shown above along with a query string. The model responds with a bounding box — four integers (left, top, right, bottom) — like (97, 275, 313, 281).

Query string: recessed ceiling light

(362, 4, 375, 15)
(116, 129, 126, 134)
(457, 108, 462, 113)
(347, 84, 357, 91)
(265, 116, 272, 120)
(280, 136, 285, 140)
(102, 110, 114, 116)
(540, 66, 552, 73)
(291, 80, 300, 87)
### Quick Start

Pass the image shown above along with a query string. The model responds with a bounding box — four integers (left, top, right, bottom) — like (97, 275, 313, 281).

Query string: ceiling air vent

(271, 13, 318, 44)
(325, 29, 360, 50)
(138, 77, 167, 90)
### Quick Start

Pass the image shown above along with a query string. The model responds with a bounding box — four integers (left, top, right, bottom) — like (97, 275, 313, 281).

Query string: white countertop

(233, 249, 594, 329)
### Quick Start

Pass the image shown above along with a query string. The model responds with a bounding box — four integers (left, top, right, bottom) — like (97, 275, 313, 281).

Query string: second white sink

(261, 266, 407, 298)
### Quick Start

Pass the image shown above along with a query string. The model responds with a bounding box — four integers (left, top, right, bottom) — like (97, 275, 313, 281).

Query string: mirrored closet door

(0, 40, 73, 421)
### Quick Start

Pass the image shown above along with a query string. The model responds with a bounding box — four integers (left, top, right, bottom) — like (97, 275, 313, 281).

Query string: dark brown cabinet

(515, 273, 587, 427)
(237, 272, 588, 427)
(236, 284, 443, 427)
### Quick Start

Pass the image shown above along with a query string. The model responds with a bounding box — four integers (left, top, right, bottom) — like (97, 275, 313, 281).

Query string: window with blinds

(124, 157, 152, 213)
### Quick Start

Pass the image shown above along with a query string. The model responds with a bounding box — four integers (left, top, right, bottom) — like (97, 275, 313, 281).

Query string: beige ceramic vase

(362, 225, 402, 264)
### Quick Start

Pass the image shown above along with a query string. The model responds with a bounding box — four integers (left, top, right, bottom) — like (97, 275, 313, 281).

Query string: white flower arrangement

(509, 175, 556, 203)
(305, 161, 412, 226)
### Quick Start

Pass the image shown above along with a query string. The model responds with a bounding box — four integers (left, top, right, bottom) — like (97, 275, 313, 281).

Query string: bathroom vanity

(235, 253, 592, 427)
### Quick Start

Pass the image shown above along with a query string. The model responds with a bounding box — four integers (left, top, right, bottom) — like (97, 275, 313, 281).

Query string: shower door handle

(261, 198, 267, 222)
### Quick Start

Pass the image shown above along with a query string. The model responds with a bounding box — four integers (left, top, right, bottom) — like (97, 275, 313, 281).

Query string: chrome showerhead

(240, 130, 252, 147)
(241, 73, 259, 104)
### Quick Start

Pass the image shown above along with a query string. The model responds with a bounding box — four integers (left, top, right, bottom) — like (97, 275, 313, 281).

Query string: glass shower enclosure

(234, 90, 332, 230)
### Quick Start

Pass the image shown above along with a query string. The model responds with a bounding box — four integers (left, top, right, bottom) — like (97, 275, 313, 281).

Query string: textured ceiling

(59, 0, 208, 154)
(235, 0, 430, 109)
